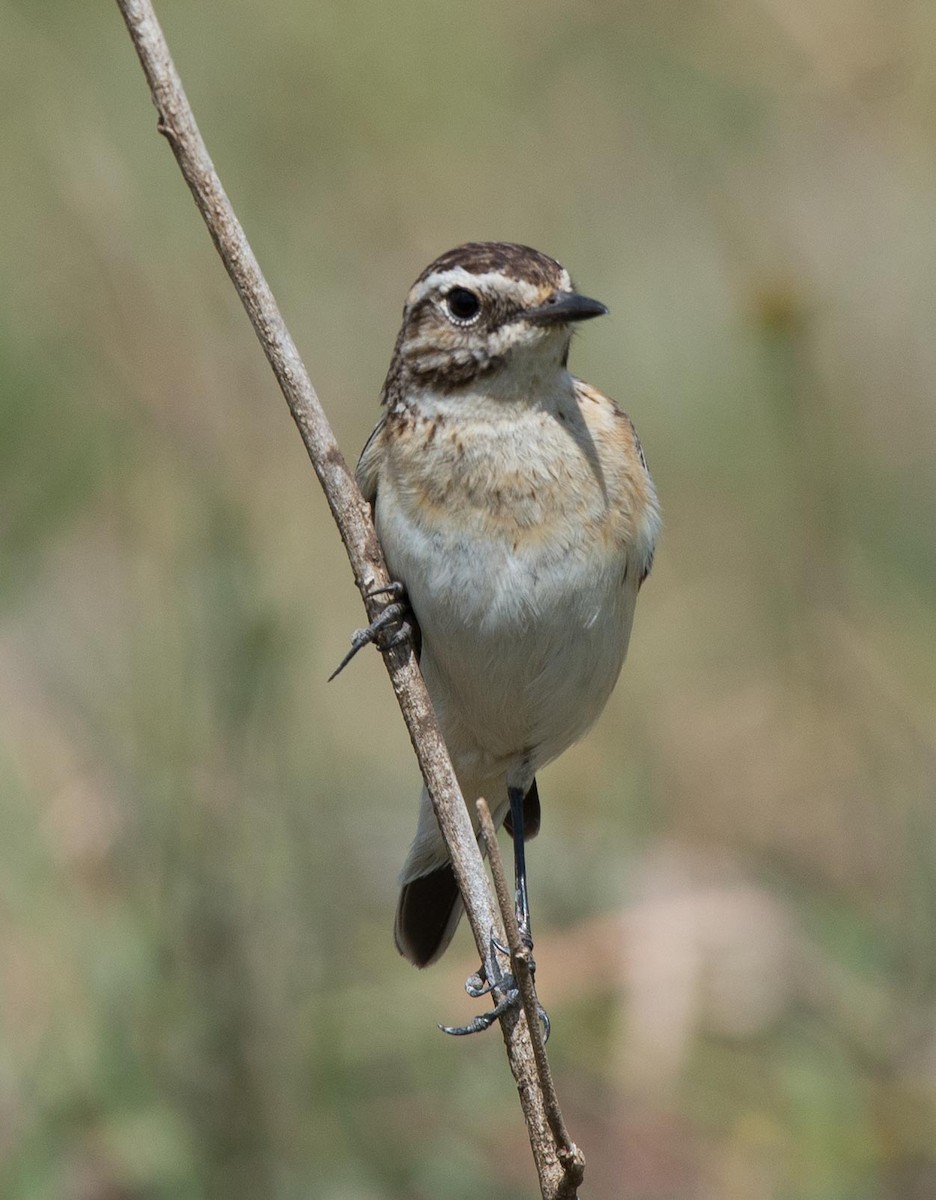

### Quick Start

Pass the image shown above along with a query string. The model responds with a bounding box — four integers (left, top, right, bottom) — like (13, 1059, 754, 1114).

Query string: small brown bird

(355, 242, 660, 979)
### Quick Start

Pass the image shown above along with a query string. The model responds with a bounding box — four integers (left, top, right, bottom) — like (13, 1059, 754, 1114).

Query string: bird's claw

(328, 582, 414, 680)
(439, 985, 517, 1036)
(490, 933, 510, 957)
(439, 931, 550, 1040)
(464, 969, 497, 999)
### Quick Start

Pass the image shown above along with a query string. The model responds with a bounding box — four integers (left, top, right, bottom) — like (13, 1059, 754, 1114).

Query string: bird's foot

(439, 932, 550, 1040)
(438, 968, 518, 1037)
(328, 582, 415, 680)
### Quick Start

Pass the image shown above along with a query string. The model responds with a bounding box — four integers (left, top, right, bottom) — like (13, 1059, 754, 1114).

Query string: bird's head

(385, 242, 607, 400)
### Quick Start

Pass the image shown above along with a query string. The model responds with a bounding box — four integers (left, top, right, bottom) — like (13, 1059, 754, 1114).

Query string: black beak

(524, 290, 609, 326)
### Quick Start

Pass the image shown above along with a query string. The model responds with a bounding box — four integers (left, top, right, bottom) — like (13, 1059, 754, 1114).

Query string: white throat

(474, 332, 573, 403)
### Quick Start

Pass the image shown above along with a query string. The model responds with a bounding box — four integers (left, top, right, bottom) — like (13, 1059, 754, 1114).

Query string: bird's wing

(354, 414, 423, 664)
(355, 414, 386, 511)
(573, 378, 660, 589)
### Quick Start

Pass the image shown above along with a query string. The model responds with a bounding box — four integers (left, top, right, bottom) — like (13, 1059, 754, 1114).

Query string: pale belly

(376, 491, 637, 781)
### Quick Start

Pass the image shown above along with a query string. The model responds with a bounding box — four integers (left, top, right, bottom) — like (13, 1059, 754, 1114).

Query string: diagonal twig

(113, 2, 582, 1195)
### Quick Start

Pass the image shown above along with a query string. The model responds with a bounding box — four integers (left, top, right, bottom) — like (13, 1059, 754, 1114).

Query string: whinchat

(352, 242, 660, 987)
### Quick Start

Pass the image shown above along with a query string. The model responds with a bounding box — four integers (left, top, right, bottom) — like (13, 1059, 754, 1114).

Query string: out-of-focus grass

(3, 1, 936, 1197)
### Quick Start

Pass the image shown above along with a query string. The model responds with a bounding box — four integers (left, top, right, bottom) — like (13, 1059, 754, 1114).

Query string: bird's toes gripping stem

(438, 930, 550, 1041)
(328, 581, 415, 681)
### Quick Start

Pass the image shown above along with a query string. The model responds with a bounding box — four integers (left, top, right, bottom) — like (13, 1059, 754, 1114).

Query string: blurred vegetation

(2, 1, 936, 1196)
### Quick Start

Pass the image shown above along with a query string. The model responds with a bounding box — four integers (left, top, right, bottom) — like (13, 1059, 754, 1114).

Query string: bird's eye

(445, 288, 481, 323)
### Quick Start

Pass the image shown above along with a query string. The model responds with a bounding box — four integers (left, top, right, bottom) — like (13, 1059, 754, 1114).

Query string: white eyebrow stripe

(407, 268, 571, 310)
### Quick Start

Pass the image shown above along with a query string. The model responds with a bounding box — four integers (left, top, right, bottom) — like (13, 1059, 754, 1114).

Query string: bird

(353, 241, 660, 977)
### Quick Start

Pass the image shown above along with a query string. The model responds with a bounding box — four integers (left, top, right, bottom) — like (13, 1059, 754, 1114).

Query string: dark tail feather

(395, 863, 463, 967)
(503, 777, 540, 840)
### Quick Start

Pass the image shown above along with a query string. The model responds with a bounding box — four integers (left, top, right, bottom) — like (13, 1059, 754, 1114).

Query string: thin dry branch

(114, 2, 582, 1195)
(477, 800, 585, 1195)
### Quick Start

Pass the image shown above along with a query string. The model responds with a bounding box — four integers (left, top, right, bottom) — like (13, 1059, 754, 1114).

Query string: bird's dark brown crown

(413, 242, 567, 292)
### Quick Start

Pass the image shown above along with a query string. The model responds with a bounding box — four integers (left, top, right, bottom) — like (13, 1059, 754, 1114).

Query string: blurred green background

(3, 1, 936, 1197)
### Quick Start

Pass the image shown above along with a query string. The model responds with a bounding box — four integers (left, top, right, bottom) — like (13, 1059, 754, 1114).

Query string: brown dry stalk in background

(114, 1, 584, 1195)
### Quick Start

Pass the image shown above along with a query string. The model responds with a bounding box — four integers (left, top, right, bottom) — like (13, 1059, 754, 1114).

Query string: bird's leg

(508, 784, 533, 949)
(440, 787, 550, 1039)
(328, 581, 416, 680)
(506, 783, 551, 1035)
